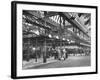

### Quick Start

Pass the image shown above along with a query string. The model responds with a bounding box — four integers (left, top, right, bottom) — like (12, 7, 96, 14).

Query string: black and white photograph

(11, 1, 97, 79)
(22, 10, 91, 69)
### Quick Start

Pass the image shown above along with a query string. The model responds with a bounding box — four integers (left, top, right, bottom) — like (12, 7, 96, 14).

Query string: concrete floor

(28, 56, 91, 69)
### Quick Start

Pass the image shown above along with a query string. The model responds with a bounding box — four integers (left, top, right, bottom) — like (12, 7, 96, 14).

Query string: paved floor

(27, 56, 91, 69)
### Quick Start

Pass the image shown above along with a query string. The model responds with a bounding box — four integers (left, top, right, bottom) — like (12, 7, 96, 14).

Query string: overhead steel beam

(60, 12, 90, 38)
(23, 16, 51, 31)
(44, 12, 58, 18)
(23, 11, 90, 45)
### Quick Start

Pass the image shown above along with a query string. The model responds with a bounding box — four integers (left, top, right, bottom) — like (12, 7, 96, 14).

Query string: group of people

(53, 48, 68, 60)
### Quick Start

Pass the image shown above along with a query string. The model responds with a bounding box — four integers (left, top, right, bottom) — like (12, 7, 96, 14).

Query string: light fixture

(32, 47, 36, 50)
(55, 36, 59, 39)
(63, 38, 65, 40)
(67, 39, 69, 41)
(48, 34, 52, 38)
(70, 40, 75, 43)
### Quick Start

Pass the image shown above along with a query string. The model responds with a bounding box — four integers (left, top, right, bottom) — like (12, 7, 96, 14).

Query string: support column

(59, 14, 62, 48)
(35, 38, 37, 62)
(43, 38, 47, 63)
